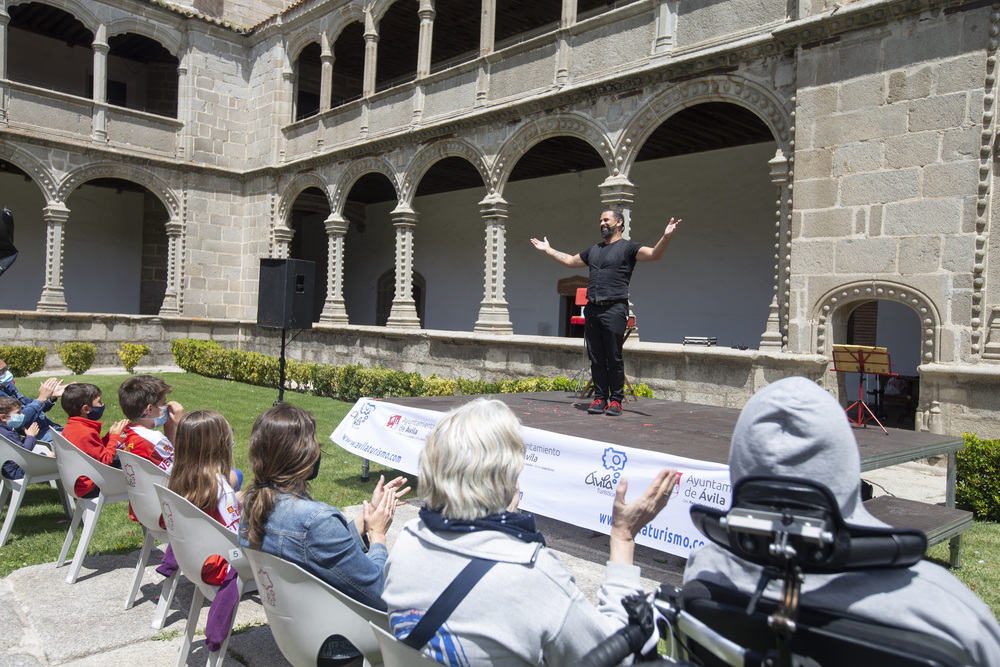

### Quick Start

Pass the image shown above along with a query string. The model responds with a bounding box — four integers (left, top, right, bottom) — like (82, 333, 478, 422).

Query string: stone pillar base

(387, 301, 421, 329)
(474, 303, 513, 334)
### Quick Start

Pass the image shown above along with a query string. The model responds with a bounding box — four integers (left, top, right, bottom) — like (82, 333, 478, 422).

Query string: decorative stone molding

(619, 75, 793, 178)
(813, 282, 939, 364)
(401, 138, 490, 207)
(492, 112, 614, 195)
(972, 4, 1000, 355)
(56, 163, 181, 221)
(0, 143, 58, 202)
(331, 156, 398, 214)
(277, 171, 333, 225)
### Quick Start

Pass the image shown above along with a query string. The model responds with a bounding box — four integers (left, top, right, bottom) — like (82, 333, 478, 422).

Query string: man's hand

(664, 217, 681, 237)
(530, 237, 550, 252)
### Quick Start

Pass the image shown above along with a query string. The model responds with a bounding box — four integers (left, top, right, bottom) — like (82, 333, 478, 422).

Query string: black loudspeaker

(257, 258, 316, 329)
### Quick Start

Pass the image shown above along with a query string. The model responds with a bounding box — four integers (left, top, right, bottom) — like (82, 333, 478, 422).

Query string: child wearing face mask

(0, 396, 54, 480)
(116, 375, 184, 474)
(0, 358, 68, 443)
(60, 384, 129, 498)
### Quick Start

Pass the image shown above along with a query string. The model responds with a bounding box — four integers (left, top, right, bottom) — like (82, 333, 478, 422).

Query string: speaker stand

(275, 327, 288, 406)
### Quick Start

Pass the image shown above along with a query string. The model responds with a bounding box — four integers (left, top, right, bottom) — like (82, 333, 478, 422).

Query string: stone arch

(57, 163, 180, 220)
(400, 139, 490, 207)
(368, 0, 405, 25)
(106, 18, 182, 57)
(286, 28, 325, 63)
(618, 75, 793, 178)
(331, 157, 399, 214)
(490, 112, 614, 196)
(812, 281, 940, 364)
(0, 144, 59, 203)
(277, 173, 332, 226)
(8, 0, 98, 35)
(326, 3, 367, 42)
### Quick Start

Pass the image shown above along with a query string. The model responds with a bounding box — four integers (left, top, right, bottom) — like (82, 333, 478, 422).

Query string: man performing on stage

(531, 210, 681, 416)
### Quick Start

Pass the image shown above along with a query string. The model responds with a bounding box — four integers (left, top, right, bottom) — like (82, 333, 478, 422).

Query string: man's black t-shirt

(579, 239, 642, 302)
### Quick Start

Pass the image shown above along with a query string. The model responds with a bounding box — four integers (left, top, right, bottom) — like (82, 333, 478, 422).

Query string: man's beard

(600, 225, 615, 239)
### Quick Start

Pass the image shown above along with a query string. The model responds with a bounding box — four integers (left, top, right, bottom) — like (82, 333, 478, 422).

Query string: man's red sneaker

(588, 399, 607, 414)
(605, 400, 623, 416)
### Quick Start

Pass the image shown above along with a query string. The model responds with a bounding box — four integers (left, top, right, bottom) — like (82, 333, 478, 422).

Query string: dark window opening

(376, 2, 419, 92)
(332, 22, 365, 107)
(296, 42, 322, 120)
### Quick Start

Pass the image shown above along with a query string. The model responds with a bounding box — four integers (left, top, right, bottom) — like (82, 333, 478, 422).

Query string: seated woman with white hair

(381, 397, 678, 666)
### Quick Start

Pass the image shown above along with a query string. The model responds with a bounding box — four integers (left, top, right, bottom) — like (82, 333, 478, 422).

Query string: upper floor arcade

(0, 0, 811, 170)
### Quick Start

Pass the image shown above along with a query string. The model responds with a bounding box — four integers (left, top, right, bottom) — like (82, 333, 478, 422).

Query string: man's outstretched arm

(531, 236, 586, 268)
(636, 217, 681, 262)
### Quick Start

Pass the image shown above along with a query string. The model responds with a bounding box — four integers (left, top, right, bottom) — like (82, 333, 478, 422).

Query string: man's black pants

(584, 301, 628, 404)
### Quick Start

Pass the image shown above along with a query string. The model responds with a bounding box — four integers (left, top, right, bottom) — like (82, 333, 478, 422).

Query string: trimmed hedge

(56, 342, 96, 375)
(117, 343, 150, 374)
(0, 345, 46, 377)
(170, 338, 654, 401)
(957, 433, 1000, 521)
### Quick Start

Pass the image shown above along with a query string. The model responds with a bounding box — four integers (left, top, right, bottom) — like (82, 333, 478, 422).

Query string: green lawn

(2, 372, 998, 621)
(0, 372, 401, 577)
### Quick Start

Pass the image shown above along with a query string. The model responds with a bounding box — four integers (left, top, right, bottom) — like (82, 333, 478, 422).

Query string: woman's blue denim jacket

(238, 493, 389, 611)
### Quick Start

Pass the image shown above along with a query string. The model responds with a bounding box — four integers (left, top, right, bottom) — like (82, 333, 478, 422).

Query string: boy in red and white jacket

(60, 384, 128, 498)
(116, 375, 184, 474)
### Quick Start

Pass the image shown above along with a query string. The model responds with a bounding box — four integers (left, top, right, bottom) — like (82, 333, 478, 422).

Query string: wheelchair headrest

(690, 476, 927, 572)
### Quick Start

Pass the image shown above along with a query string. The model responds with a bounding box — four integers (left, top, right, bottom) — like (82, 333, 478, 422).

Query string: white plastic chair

(119, 451, 179, 629)
(369, 620, 440, 666)
(0, 433, 65, 547)
(244, 546, 389, 667)
(154, 483, 257, 667)
(51, 430, 129, 584)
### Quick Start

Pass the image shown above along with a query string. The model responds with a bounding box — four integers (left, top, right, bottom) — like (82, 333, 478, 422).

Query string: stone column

(319, 33, 334, 113)
(362, 10, 379, 98)
(158, 219, 183, 315)
(477, 0, 496, 105)
(92, 24, 109, 143)
(319, 213, 350, 324)
(386, 205, 421, 328)
(653, 0, 678, 55)
(273, 226, 293, 259)
(760, 150, 792, 350)
(416, 0, 435, 78)
(280, 66, 294, 160)
(37, 203, 70, 312)
(555, 0, 577, 85)
(0, 6, 9, 126)
(175, 45, 191, 160)
(413, 0, 435, 122)
(475, 195, 513, 333)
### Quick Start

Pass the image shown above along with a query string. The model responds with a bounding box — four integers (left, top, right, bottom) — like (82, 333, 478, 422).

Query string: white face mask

(0, 370, 13, 387)
(151, 405, 168, 428)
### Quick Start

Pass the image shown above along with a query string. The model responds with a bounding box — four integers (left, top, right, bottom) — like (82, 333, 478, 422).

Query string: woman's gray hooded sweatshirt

(683, 376, 1000, 665)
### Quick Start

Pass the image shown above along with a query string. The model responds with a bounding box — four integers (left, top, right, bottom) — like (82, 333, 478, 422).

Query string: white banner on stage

(330, 397, 733, 559)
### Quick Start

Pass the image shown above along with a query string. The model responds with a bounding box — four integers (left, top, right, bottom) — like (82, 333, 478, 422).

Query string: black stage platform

(384, 391, 964, 471)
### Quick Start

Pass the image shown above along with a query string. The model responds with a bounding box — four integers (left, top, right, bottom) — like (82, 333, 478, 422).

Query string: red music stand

(831, 344, 893, 435)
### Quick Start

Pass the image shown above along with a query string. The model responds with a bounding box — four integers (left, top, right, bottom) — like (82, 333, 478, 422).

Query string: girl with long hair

(239, 403, 408, 666)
